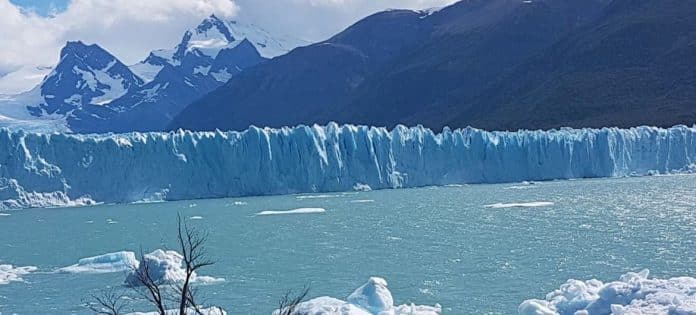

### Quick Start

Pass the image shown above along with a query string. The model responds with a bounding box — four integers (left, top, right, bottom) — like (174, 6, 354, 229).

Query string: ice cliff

(0, 123, 695, 210)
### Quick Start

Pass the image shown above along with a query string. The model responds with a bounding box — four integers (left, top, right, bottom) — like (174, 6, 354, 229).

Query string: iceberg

(518, 270, 696, 315)
(58, 251, 138, 274)
(127, 307, 226, 315)
(256, 208, 327, 216)
(0, 264, 37, 285)
(125, 249, 223, 286)
(0, 123, 695, 210)
(274, 277, 441, 315)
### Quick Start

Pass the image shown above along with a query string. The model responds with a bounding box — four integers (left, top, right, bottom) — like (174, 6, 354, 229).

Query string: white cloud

(235, 0, 458, 42)
(0, 0, 455, 94)
(0, 0, 238, 93)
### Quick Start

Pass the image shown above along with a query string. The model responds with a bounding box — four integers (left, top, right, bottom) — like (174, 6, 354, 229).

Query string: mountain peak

(60, 41, 104, 58)
(194, 14, 235, 43)
(58, 40, 121, 72)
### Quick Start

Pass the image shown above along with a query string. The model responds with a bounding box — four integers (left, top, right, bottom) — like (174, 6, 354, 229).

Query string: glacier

(0, 123, 695, 210)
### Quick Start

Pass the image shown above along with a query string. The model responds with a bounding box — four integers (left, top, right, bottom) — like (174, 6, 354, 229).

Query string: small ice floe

(518, 269, 696, 315)
(125, 250, 224, 286)
(353, 183, 372, 192)
(189, 216, 203, 220)
(188, 203, 197, 208)
(256, 208, 326, 216)
(274, 277, 441, 315)
(296, 194, 340, 200)
(506, 181, 538, 190)
(0, 264, 37, 285)
(0, 213, 10, 217)
(484, 202, 554, 209)
(106, 218, 118, 224)
(350, 199, 375, 203)
(58, 251, 138, 274)
(230, 201, 247, 206)
(127, 307, 226, 315)
(444, 184, 465, 187)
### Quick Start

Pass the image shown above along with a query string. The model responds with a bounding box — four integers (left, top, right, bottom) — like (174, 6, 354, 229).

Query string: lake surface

(1, 175, 695, 314)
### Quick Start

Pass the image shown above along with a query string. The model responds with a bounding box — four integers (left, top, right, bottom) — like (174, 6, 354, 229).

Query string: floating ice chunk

(189, 216, 203, 220)
(127, 307, 226, 315)
(275, 277, 441, 315)
(0, 212, 10, 216)
(58, 251, 138, 274)
(282, 297, 371, 315)
(0, 264, 37, 285)
(350, 199, 375, 203)
(296, 194, 340, 199)
(485, 202, 554, 209)
(347, 277, 394, 313)
(353, 183, 372, 192)
(518, 269, 696, 315)
(125, 250, 223, 286)
(256, 208, 326, 216)
(506, 185, 537, 190)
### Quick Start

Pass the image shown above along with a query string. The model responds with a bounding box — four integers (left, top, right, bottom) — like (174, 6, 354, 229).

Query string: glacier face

(0, 123, 695, 210)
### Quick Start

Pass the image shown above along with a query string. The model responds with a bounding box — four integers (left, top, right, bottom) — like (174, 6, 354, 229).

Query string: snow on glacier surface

(518, 270, 696, 315)
(0, 123, 695, 210)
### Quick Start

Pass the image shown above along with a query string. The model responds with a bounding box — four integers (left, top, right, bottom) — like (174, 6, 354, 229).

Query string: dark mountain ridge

(174, 0, 686, 132)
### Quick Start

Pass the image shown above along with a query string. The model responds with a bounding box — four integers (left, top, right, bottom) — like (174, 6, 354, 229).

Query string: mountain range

(0, 15, 305, 133)
(171, 0, 696, 131)
(1, 0, 695, 133)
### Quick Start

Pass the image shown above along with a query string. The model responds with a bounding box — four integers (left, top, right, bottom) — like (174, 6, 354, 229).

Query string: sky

(0, 0, 456, 94)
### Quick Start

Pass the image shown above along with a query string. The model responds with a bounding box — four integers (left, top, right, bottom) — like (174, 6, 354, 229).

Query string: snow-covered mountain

(0, 15, 306, 133)
(37, 41, 143, 114)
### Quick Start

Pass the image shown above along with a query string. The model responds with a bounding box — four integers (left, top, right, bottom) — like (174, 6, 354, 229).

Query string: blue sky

(9, 0, 68, 15)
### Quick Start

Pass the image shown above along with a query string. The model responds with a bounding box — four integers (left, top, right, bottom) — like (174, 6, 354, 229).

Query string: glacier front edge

(1, 123, 695, 210)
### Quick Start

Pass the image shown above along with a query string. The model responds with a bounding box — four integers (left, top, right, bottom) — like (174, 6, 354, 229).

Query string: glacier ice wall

(0, 123, 695, 209)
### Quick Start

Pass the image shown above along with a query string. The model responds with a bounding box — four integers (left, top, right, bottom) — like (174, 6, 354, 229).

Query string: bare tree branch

(177, 213, 216, 315)
(84, 287, 128, 315)
(277, 285, 311, 315)
(87, 214, 218, 315)
(131, 247, 167, 315)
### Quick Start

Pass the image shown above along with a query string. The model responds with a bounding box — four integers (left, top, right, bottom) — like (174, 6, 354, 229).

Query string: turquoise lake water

(0, 175, 695, 314)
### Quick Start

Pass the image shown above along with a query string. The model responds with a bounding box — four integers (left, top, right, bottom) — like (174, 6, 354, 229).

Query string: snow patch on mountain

(0, 65, 53, 95)
(226, 20, 308, 58)
(130, 15, 304, 81)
